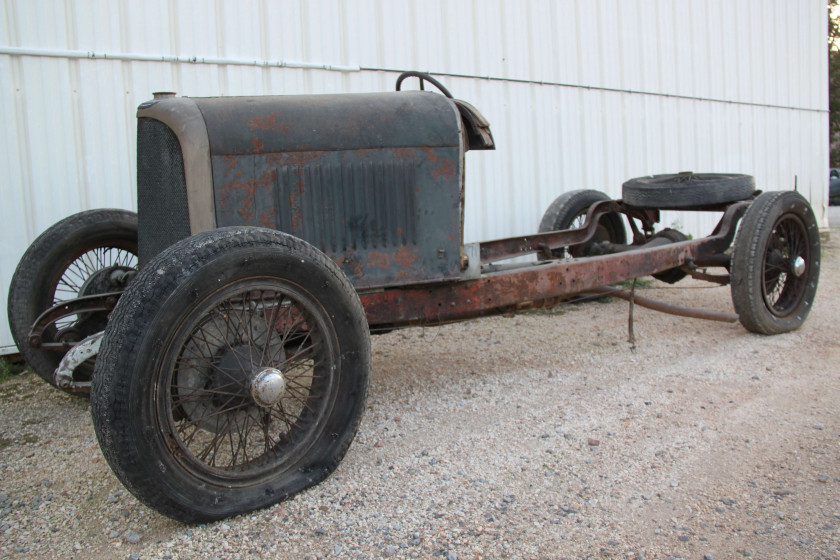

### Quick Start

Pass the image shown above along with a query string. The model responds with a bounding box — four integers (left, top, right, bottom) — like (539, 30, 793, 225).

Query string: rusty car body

(8, 72, 821, 522)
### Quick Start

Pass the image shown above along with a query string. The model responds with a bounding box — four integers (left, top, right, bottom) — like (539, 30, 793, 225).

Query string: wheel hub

(251, 368, 287, 408)
(215, 345, 261, 407)
(73, 265, 137, 335)
(79, 265, 135, 297)
(214, 345, 288, 408)
(792, 256, 806, 277)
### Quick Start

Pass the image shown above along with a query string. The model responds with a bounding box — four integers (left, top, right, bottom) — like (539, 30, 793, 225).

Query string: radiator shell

(136, 91, 464, 288)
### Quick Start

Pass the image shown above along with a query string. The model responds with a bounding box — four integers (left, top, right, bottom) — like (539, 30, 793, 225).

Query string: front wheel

(91, 227, 370, 523)
(730, 191, 820, 334)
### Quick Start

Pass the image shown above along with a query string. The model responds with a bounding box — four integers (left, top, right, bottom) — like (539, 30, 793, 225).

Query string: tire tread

(730, 191, 820, 334)
(91, 227, 369, 523)
(7, 209, 138, 389)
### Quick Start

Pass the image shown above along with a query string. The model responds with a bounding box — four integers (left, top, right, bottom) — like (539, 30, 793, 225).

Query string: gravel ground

(1, 222, 839, 560)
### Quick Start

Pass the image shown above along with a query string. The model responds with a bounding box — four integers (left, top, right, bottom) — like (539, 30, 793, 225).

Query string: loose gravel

(1, 223, 839, 559)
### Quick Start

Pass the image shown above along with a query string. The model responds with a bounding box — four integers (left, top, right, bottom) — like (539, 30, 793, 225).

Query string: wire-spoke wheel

(7, 209, 138, 392)
(538, 190, 626, 258)
(761, 215, 809, 314)
(731, 191, 820, 334)
(91, 227, 370, 523)
(165, 281, 338, 481)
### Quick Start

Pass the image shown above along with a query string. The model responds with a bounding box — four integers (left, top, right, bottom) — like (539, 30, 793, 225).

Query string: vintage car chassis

(8, 73, 821, 523)
(27, 196, 781, 392)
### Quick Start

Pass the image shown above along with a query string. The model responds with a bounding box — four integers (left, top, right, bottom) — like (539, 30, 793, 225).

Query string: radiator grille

(284, 161, 417, 253)
(214, 158, 417, 254)
(136, 118, 191, 265)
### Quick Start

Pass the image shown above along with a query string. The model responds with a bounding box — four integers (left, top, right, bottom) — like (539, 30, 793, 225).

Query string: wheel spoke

(761, 214, 810, 314)
(162, 283, 338, 478)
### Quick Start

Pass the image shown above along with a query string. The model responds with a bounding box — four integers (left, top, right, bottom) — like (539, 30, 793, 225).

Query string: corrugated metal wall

(0, 0, 829, 354)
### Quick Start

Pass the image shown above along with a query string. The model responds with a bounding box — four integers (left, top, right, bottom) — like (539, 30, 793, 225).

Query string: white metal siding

(0, 0, 829, 354)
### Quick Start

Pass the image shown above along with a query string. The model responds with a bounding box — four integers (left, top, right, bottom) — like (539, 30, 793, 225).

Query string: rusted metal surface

(138, 92, 467, 289)
(362, 243, 694, 326)
(584, 287, 738, 323)
(195, 92, 461, 155)
(478, 200, 745, 264)
(479, 200, 618, 263)
(28, 293, 120, 350)
(362, 202, 748, 327)
(53, 331, 102, 393)
(212, 147, 462, 288)
(130, 86, 755, 337)
(479, 201, 664, 263)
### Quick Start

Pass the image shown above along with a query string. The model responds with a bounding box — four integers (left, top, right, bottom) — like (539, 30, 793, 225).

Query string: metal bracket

(461, 243, 481, 280)
(28, 292, 120, 349)
(53, 331, 103, 392)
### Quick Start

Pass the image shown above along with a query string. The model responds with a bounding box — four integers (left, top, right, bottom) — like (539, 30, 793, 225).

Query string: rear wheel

(91, 227, 370, 523)
(538, 190, 626, 258)
(7, 209, 138, 392)
(730, 191, 820, 334)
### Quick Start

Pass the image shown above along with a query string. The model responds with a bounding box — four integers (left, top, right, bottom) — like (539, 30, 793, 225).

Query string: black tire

(7, 209, 138, 392)
(538, 190, 626, 258)
(730, 191, 820, 334)
(650, 229, 690, 284)
(91, 227, 371, 523)
(622, 173, 755, 209)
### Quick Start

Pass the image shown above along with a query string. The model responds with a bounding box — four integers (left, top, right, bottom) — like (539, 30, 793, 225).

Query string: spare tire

(622, 173, 755, 209)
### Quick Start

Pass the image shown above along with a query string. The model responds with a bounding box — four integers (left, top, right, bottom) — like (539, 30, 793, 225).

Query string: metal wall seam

(0, 46, 362, 71)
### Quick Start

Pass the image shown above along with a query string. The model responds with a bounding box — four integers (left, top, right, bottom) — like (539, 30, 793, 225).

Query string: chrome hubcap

(251, 368, 287, 408)
(792, 256, 806, 277)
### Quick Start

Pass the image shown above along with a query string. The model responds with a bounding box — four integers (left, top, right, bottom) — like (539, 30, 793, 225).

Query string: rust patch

(423, 148, 439, 163)
(254, 167, 277, 189)
(390, 148, 418, 161)
(393, 246, 419, 270)
(247, 112, 292, 133)
(215, 165, 279, 225)
(432, 159, 455, 180)
(337, 252, 364, 279)
(289, 192, 303, 232)
(271, 307, 306, 333)
(394, 246, 420, 280)
(252, 139, 265, 153)
(265, 151, 325, 168)
(258, 210, 273, 228)
(222, 156, 238, 177)
(360, 228, 737, 328)
(233, 181, 257, 222)
(367, 251, 391, 270)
